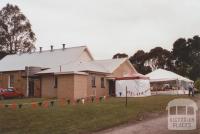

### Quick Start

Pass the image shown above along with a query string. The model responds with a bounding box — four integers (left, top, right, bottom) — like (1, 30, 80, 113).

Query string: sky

(0, 0, 200, 59)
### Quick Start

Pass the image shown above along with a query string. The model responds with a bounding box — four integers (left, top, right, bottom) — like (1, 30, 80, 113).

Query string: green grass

(0, 95, 193, 134)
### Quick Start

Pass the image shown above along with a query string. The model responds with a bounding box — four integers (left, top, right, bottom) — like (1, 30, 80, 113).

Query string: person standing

(188, 83, 194, 96)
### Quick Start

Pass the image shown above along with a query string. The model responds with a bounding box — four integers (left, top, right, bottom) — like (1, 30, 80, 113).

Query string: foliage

(129, 47, 174, 74)
(0, 4, 36, 54)
(195, 79, 200, 91)
(173, 35, 200, 80)
(0, 51, 8, 60)
(129, 50, 152, 74)
(119, 35, 200, 80)
(112, 53, 128, 59)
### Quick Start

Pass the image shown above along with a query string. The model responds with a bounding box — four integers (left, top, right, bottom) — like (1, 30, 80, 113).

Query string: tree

(0, 51, 7, 60)
(113, 53, 128, 59)
(0, 4, 36, 54)
(195, 79, 200, 92)
(129, 50, 151, 74)
(147, 47, 174, 71)
(172, 36, 200, 80)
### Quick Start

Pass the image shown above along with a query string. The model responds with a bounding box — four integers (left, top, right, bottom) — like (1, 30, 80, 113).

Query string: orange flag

(11, 102, 17, 110)
(59, 99, 65, 107)
(43, 101, 49, 108)
(96, 97, 99, 103)
(0, 103, 3, 109)
(31, 102, 37, 109)
(72, 99, 76, 106)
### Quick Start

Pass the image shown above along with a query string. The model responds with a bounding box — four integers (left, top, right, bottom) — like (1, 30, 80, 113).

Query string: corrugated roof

(0, 46, 88, 72)
(91, 58, 128, 73)
(37, 58, 129, 74)
(37, 61, 110, 74)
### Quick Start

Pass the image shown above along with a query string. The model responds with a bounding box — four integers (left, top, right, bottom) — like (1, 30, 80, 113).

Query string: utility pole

(125, 86, 127, 108)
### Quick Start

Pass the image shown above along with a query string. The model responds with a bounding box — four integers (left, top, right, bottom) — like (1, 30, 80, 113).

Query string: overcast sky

(0, 0, 200, 59)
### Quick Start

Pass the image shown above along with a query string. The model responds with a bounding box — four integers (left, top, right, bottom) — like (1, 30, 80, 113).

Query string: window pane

(187, 106, 194, 115)
(170, 106, 176, 115)
(9, 74, 14, 87)
(177, 106, 186, 115)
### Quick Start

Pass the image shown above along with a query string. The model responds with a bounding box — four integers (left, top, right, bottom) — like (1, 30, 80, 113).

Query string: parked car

(0, 88, 24, 100)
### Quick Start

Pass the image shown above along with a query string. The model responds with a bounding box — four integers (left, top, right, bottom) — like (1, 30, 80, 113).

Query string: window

(8, 74, 14, 88)
(101, 77, 105, 88)
(91, 76, 96, 87)
(53, 76, 58, 88)
(7, 88, 14, 92)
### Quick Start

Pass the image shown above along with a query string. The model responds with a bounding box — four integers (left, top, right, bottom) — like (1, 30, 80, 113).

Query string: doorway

(109, 80, 116, 96)
(29, 79, 34, 97)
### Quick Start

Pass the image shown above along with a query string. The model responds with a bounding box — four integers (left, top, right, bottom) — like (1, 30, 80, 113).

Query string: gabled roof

(37, 58, 131, 75)
(91, 58, 130, 73)
(146, 69, 194, 83)
(37, 60, 110, 74)
(0, 46, 93, 72)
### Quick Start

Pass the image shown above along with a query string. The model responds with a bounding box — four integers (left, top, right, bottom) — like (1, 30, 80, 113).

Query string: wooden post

(125, 86, 127, 108)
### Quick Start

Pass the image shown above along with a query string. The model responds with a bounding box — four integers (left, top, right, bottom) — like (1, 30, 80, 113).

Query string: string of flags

(0, 96, 108, 110)
(119, 89, 150, 96)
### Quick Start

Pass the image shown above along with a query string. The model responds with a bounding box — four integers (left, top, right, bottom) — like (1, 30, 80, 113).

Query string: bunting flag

(43, 101, 49, 108)
(0, 103, 3, 109)
(0, 96, 108, 110)
(59, 99, 65, 107)
(72, 99, 76, 106)
(96, 97, 99, 103)
(11, 102, 17, 110)
(31, 102, 38, 109)
(81, 99, 85, 104)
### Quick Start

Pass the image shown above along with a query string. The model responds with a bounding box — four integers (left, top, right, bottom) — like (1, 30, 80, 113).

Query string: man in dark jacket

(188, 83, 194, 96)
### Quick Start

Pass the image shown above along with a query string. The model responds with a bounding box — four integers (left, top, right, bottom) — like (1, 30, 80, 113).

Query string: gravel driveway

(96, 98, 200, 134)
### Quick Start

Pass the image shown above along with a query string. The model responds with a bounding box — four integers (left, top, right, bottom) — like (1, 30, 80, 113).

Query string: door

(29, 79, 34, 97)
(109, 80, 116, 96)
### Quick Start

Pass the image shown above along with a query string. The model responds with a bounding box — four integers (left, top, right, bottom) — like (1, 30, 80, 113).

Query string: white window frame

(8, 74, 14, 88)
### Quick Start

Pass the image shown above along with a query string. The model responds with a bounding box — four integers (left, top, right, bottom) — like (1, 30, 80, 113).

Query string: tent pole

(176, 79, 179, 95)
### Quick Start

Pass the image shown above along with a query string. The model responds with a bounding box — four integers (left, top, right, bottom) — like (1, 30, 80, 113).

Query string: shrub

(67, 99, 70, 104)
(38, 102, 42, 107)
(76, 99, 81, 103)
(4, 104, 8, 108)
(195, 79, 200, 92)
(99, 96, 104, 102)
(50, 101, 54, 107)
(91, 96, 95, 103)
(18, 104, 23, 109)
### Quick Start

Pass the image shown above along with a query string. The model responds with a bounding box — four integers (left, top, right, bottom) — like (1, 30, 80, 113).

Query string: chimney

(39, 47, 42, 53)
(62, 44, 66, 50)
(50, 45, 53, 51)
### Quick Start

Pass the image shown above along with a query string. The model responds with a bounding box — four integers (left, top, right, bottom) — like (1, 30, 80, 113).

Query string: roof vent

(39, 47, 42, 53)
(62, 44, 66, 50)
(50, 45, 53, 52)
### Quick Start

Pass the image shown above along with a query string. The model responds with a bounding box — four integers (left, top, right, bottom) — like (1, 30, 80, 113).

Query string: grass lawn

(0, 95, 193, 134)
